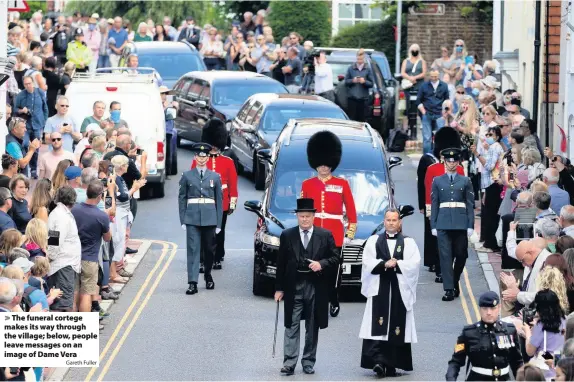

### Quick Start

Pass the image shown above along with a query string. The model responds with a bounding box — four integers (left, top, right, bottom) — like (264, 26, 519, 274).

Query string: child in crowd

(30, 256, 62, 305)
(24, 218, 48, 260)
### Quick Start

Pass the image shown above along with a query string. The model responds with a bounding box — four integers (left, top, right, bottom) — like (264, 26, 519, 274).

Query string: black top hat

(441, 148, 461, 163)
(191, 142, 212, 157)
(294, 198, 316, 213)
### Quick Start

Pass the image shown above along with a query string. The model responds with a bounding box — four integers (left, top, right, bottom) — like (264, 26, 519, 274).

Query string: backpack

(20, 286, 37, 312)
(387, 126, 409, 153)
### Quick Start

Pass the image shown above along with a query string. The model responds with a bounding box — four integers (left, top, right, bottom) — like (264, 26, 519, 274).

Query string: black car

(119, 41, 206, 88)
(230, 94, 348, 190)
(244, 118, 414, 296)
(311, 48, 395, 140)
(172, 71, 288, 146)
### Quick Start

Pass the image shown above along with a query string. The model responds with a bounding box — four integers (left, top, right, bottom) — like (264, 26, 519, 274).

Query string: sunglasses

(485, 133, 493, 137)
(59, 104, 69, 108)
(52, 138, 62, 142)
(456, 44, 464, 47)
(509, 111, 518, 115)
(457, 91, 465, 95)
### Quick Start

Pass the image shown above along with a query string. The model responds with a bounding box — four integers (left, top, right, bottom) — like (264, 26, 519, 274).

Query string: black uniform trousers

(215, 212, 228, 262)
(329, 246, 342, 306)
(437, 230, 467, 291)
(482, 183, 503, 250)
(424, 216, 441, 276)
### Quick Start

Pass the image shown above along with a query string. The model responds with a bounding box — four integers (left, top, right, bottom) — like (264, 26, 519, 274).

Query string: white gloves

(467, 228, 474, 237)
(343, 237, 351, 245)
(431, 229, 437, 237)
(216, 228, 221, 234)
(181, 224, 186, 231)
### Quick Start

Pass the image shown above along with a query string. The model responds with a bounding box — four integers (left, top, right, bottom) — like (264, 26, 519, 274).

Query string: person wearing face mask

(456, 52, 483, 100)
(85, 15, 101, 73)
(471, 126, 505, 252)
(104, 101, 128, 129)
(450, 39, 466, 82)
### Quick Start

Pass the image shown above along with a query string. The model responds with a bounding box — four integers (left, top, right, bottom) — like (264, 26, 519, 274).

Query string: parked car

(310, 48, 395, 140)
(172, 71, 288, 146)
(119, 41, 206, 88)
(244, 118, 414, 296)
(230, 94, 348, 190)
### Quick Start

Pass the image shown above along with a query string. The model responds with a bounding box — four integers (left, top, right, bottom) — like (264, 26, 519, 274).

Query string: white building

(331, 0, 383, 36)
(559, 2, 574, 158)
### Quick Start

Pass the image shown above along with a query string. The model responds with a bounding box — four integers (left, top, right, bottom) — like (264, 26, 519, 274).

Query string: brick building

(406, 1, 492, 64)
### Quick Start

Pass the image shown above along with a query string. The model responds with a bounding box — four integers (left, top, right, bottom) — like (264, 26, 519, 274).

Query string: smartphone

(136, 148, 143, 155)
(9, 368, 18, 375)
(63, 123, 69, 127)
(542, 351, 554, 360)
(108, 164, 114, 175)
(47, 230, 60, 246)
(465, 56, 474, 65)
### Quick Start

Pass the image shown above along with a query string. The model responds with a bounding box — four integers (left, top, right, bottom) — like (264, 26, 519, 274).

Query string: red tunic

(424, 162, 465, 217)
(191, 154, 238, 211)
(300, 176, 357, 247)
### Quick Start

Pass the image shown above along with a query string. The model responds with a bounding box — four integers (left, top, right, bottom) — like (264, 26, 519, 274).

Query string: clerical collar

(318, 175, 332, 183)
(386, 232, 398, 240)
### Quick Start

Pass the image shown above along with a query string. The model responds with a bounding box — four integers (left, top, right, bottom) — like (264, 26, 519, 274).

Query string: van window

(176, 78, 192, 97)
(245, 101, 262, 125)
(199, 83, 210, 103)
(188, 79, 204, 101)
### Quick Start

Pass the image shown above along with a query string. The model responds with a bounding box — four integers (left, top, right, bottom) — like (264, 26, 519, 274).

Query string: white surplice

(359, 234, 421, 343)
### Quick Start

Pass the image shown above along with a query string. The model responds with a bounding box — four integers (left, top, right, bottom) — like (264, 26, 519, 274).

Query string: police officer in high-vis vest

(430, 148, 474, 302)
(446, 291, 523, 381)
(179, 143, 223, 295)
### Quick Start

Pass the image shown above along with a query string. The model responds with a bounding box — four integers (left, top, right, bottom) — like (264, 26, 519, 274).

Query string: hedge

(267, 0, 331, 46)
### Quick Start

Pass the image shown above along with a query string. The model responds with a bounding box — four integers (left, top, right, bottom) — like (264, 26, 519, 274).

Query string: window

(188, 79, 204, 101)
(336, 1, 382, 31)
(178, 79, 192, 98)
(236, 101, 254, 122)
(199, 84, 211, 102)
(245, 102, 262, 125)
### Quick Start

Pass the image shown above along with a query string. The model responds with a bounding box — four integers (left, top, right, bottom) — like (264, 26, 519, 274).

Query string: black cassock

(416, 153, 440, 270)
(360, 233, 413, 372)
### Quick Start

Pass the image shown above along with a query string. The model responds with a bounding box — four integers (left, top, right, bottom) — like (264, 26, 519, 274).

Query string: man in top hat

(300, 130, 357, 318)
(178, 143, 223, 295)
(418, 127, 463, 281)
(430, 148, 474, 301)
(191, 118, 238, 271)
(275, 198, 340, 376)
(446, 291, 523, 381)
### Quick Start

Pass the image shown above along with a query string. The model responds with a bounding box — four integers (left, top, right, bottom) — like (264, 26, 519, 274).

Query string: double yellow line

(458, 267, 481, 324)
(85, 241, 179, 382)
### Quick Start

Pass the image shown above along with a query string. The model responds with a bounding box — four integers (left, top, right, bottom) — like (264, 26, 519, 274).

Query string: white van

(65, 68, 166, 198)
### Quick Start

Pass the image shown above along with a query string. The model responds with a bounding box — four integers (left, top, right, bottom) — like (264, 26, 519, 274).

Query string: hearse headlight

(259, 231, 280, 247)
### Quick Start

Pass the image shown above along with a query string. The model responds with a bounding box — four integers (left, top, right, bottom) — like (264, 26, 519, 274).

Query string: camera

(521, 306, 536, 325)
(304, 51, 321, 74)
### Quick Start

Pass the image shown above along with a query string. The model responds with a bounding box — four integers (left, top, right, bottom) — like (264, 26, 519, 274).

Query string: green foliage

(267, 0, 331, 46)
(64, 0, 213, 27)
(331, 18, 407, 71)
(221, 1, 270, 19)
(458, 1, 494, 24)
(19, 1, 47, 20)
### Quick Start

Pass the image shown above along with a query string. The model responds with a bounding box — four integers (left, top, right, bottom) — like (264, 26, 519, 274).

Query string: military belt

(471, 366, 509, 377)
(315, 212, 343, 220)
(222, 184, 228, 189)
(439, 202, 465, 208)
(188, 198, 215, 204)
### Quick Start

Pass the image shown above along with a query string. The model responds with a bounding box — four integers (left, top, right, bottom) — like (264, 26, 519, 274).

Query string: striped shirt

(480, 142, 504, 189)
(7, 42, 19, 57)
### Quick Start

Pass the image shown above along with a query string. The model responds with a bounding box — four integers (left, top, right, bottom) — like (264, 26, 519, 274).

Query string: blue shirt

(0, 210, 16, 234)
(25, 282, 49, 310)
(548, 184, 570, 217)
(71, 203, 110, 262)
(6, 141, 23, 160)
(108, 28, 128, 50)
(416, 81, 450, 116)
(13, 88, 48, 132)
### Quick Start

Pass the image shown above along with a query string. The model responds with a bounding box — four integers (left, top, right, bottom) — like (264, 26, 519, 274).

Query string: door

(174, 78, 194, 140)
(237, 101, 262, 170)
(196, 82, 212, 137)
(187, 79, 205, 142)
(230, 100, 254, 166)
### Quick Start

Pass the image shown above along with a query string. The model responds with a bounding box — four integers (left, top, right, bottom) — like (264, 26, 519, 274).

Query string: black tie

(200, 170, 204, 179)
(450, 174, 454, 183)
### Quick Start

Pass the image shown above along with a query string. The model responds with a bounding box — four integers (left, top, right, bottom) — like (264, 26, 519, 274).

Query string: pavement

(51, 142, 491, 381)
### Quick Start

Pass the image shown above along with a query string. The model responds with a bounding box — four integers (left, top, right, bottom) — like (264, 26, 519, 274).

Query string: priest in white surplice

(359, 208, 421, 377)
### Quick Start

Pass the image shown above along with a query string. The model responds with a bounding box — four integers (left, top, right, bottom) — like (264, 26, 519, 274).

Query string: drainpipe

(533, 0, 541, 125)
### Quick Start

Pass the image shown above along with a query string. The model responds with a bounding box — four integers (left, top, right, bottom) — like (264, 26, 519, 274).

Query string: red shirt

(191, 154, 238, 211)
(300, 176, 357, 247)
(424, 162, 464, 216)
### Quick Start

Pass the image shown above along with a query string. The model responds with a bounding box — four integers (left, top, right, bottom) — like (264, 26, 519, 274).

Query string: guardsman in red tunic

(300, 131, 357, 318)
(191, 118, 238, 271)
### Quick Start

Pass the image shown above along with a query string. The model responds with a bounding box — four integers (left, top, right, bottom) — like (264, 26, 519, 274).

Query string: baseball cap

(107, 18, 114, 25)
(64, 166, 82, 180)
(12, 257, 34, 274)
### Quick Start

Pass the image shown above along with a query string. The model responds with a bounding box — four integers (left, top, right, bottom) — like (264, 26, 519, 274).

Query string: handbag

(401, 59, 420, 90)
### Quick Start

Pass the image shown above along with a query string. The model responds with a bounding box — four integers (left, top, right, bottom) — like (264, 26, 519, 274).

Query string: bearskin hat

(307, 131, 342, 172)
(433, 127, 461, 158)
(201, 118, 228, 151)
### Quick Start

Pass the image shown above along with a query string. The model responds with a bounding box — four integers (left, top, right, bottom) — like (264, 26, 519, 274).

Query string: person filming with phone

(44, 96, 81, 154)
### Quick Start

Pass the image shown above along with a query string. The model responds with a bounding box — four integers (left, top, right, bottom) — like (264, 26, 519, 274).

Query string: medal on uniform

(396, 245, 402, 253)
(504, 336, 511, 348)
(210, 179, 214, 187)
(496, 335, 503, 348)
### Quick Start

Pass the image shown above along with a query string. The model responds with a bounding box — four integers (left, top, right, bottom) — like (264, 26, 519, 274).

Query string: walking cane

(272, 300, 279, 358)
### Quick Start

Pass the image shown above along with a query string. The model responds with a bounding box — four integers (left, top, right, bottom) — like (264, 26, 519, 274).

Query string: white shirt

(314, 63, 334, 95)
(47, 203, 82, 276)
(299, 226, 314, 245)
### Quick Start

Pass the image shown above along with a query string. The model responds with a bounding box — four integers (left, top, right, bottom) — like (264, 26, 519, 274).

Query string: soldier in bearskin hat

(191, 118, 238, 271)
(300, 130, 357, 318)
(417, 127, 464, 282)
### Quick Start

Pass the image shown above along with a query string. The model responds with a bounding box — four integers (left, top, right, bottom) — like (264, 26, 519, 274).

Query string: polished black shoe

(454, 288, 460, 298)
(330, 303, 340, 317)
(205, 275, 215, 290)
(125, 247, 138, 255)
(213, 261, 222, 270)
(435, 276, 443, 283)
(199, 263, 204, 273)
(428, 265, 436, 273)
(186, 283, 198, 295)
(442, 290, 455, 301)
(373, 364, 385, 377)
(385, 367, 397, 377)
(280, 366, 294, 376)
(302, 366, 315, 374)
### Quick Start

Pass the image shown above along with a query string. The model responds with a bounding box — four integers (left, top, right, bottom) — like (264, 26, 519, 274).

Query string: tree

(221, 1, 270, 20)
(19, 1, 47, 20)
(267, 0, 331, 46)
(64, 1, 213, 28)
(331, 18, 407, 71)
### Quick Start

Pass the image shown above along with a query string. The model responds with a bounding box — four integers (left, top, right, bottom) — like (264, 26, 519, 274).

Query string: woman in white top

(431, 45, 455, 83)
(200, 27, 224, 70)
